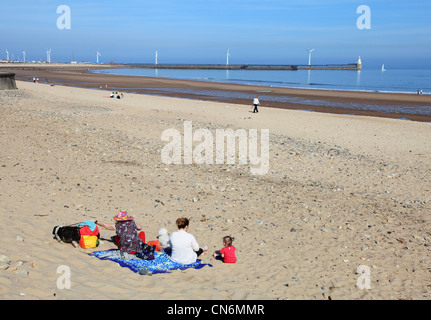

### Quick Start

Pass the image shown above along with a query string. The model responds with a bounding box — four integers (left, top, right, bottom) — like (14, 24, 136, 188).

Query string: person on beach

(169, 217, 208, 264)
(110, 92, 115, 98)
(252, 96, 260, 113)
(95, 211, 145, 254)
(213, 236, 237, 263)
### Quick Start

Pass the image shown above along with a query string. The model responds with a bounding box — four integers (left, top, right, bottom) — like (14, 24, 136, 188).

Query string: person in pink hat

(95, 211, 146, 254)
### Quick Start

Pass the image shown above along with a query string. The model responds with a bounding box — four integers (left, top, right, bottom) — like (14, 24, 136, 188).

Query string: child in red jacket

(213, 236, 237, 263)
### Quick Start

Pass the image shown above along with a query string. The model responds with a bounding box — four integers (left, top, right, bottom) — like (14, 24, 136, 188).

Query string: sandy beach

(1, 74, 430, 300)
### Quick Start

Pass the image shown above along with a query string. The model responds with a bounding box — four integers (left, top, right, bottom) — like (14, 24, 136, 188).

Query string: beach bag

(79, 224, 100, 249)
(136, 243, 156, 260)
(147, 240, 162, 252)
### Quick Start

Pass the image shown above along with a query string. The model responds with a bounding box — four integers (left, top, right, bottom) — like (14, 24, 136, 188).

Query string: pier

(124, 62, 361, 71)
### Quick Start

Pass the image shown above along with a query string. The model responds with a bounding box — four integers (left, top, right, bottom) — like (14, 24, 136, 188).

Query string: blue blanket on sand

(90, 249, 212, 274)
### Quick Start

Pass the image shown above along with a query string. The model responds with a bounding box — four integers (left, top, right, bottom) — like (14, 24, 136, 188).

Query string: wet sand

(2, 63, 431, 122)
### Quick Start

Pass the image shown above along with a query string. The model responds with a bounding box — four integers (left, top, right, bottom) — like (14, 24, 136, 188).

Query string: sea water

(94, 66, 431, 95)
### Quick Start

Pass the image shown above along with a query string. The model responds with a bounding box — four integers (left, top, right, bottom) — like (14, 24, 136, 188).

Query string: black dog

(52, 226, 81, 248)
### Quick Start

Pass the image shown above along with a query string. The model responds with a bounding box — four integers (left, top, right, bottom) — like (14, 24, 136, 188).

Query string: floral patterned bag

(136, 243, 156, 260)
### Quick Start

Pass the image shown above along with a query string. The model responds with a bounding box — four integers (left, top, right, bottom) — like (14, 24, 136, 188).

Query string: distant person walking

(252, 96, 260, 113)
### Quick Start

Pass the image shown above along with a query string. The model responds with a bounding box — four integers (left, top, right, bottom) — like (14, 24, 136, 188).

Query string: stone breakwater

(124, 63, 361, 71)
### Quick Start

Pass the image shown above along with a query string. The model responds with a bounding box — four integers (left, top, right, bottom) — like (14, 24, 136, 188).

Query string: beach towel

(89, 249, 212, 274)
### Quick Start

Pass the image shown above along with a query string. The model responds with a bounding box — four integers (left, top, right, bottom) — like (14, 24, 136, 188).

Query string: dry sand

(0, 80, 430, 300)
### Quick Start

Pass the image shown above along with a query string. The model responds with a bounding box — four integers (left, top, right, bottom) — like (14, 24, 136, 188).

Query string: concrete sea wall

(0, 72, 17, 90)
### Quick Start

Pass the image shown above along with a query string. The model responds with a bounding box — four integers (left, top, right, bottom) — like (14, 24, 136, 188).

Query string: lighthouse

(357, 56, 362, 70)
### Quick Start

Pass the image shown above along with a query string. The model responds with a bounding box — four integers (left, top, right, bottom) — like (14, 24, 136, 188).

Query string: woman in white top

(169, 217, 208, 264)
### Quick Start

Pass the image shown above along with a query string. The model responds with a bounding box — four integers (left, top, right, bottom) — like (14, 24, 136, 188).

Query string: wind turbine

(46, 49, 51, 63)
(155, 51, 158, 65)
(5, 50, 9, 61)
(226, 48, 231, 66)
(22, 51, 26, 63)
(96, 51, 101, 64)
(306, 48, 315, 66)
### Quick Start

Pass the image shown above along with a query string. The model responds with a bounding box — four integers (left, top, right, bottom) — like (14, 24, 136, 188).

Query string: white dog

(157, 228, 170, 249)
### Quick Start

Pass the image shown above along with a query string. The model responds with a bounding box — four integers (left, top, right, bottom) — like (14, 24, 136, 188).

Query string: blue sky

(1, 0, 430, 67)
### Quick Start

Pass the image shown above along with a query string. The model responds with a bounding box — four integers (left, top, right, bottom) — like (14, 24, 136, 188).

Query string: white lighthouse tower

(357, 56, 362, 70)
